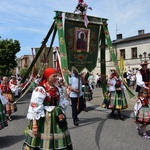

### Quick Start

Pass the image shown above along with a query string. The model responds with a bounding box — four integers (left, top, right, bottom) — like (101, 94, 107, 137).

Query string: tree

(19, 68, 28, 77)
(0, 38, 20, 76)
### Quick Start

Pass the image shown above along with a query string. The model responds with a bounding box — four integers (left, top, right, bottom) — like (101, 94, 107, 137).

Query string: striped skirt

(136, 107, 150, 125)
(82, 85, 93, 101)
(108, 90, 128, 110)
(3, 93, 17, 115)
(0, 101, 8, 130)
(24, 106, 72, 150)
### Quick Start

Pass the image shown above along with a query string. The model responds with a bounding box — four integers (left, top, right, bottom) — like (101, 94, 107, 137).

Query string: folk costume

(0, 76, 17, 121)
(82, 72, 93, 102)
(81, 72, 93, 112)
(23, 68, 73, 150)
(134, 96, 150, 125)
(0, 89, 8, 130)
(113, 77, 128, 110)
(134, 88, 150, 139)
(9, 76, 20, 97)
(107, 72, 128, 119)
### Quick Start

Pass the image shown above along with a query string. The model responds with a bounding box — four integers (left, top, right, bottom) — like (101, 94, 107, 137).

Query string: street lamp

(139, 54, 142, 61)
(139, 51, 150, 62)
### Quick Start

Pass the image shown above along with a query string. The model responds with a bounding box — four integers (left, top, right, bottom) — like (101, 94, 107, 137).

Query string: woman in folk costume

(0, 76, 17, 121)
(23, 68, 73, 150)
(81, 72, 93, 112)
(9, 76, 20, 97)
(134, 88, 150, 139)
(0, 89, 8, 130)
(107, 71, 128, 120)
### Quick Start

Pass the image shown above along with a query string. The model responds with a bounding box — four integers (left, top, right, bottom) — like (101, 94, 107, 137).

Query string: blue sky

(0, 0, 150, 57)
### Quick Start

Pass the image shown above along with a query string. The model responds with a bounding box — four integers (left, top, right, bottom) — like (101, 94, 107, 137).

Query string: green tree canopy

(19, 67, 28, 77)
(0, 38, 20, 76)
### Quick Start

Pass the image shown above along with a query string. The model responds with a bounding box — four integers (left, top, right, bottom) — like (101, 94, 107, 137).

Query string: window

(131, 47, 137, 59)
(120, 49, 125, 59)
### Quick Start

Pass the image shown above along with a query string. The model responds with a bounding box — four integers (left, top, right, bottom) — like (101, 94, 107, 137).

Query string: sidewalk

(86, 87, 136, 118)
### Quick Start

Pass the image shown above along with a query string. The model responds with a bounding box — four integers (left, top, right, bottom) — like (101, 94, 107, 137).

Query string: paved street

(0, 88, 150, 150)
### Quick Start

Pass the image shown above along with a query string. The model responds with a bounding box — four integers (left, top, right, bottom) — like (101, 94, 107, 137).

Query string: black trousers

(126, 79, 130, 87)
(70, 96, 84, 121)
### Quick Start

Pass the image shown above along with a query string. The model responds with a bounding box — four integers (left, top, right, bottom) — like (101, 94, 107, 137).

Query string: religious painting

(74, 27, 90, 52)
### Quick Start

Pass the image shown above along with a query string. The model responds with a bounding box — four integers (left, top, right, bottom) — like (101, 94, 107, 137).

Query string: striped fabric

(108, 91, 128, 110)
(24, 107, 72, 149)
(136, 107, 150, 125)
(0, 101, 8, 130)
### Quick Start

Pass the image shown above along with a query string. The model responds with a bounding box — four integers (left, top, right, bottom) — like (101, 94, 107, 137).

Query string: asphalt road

(0, 88, 150, 150)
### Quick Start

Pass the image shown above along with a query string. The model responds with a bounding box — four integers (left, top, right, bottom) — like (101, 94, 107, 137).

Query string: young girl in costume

(134, 88, 150, 139)
(23, 68, 73, 150)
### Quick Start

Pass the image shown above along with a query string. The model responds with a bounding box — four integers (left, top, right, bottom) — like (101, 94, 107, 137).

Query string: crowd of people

(123, 68, 137, 89)
(0, 76, 18, 123)
(0, 59, 150, 149)
(102, 60, 150, 139)
(0, 67, 97, 149)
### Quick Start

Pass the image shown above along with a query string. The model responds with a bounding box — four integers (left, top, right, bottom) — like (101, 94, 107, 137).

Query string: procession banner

(64, 12, 102, 72)
(55, 11, 69, 83)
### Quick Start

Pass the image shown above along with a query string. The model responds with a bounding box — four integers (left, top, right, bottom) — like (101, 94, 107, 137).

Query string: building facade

(15, 55, 33, 76)
(16, 46, 58, 76)
(17, 30, 150, 78)
(94, 29, 150, 76)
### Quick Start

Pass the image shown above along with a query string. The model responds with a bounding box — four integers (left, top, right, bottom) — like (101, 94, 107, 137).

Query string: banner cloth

(65, 12, 102, 72)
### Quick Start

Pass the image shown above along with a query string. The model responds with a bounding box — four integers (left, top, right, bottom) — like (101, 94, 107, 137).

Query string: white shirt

(136, 71, 145, 88)
(69, 74, 83, 98)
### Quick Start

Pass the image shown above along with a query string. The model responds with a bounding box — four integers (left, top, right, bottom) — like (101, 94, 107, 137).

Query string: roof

(112, 33, 150, 44)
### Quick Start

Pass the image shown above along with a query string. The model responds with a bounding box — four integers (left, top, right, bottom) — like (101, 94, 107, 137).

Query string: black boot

(110, 110, 115, 117)
(118, 110, 125, 121)
(73, 120, 79, 126)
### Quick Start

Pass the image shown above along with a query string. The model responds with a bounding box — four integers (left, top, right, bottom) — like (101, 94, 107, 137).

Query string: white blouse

(27, 86, 55, 120)
(107, 78, 116, 92)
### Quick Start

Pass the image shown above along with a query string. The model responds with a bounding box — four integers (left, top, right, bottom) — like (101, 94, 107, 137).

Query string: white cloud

(0, 0, 150, 57)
